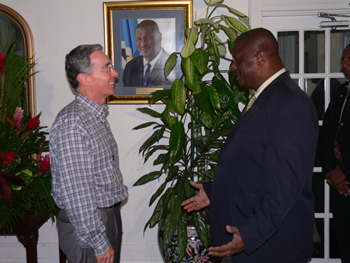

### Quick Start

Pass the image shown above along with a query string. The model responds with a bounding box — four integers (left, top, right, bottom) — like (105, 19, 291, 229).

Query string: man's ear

(77, 73, 89, 86)
(256, 51, 265, 65)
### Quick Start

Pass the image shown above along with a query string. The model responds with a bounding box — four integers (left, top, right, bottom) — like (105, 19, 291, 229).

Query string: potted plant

(0, 41, 57, 233)
(133, 0, 250, 261)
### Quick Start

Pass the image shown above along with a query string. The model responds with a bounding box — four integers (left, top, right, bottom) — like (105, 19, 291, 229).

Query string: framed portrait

(103, 0, 192, 104)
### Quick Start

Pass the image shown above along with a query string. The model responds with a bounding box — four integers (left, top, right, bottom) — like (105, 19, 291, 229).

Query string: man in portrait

(123, 19, 176, 88)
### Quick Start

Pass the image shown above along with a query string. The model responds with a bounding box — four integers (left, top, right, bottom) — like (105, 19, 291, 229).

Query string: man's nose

(111, 68, 118, 77)
(139, 39, 148, 47)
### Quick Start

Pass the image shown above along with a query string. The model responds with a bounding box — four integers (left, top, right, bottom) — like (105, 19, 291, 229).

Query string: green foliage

(0, 41, 36, 116)
(0, 41, 57, 232)
(133, 1, 250, 260)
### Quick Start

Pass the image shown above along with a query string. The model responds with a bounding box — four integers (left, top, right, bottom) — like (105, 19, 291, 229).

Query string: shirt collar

(76, 92, 108, 122)
(143, 49, 162, 69)
(254, 68, 286, 99)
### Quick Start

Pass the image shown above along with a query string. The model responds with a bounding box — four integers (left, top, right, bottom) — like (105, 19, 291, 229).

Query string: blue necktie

(143, 63, 151, 86)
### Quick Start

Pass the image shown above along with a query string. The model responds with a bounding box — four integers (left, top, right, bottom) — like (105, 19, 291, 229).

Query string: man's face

(135, 25, 162, 61)
(342, 46, 350, 79)
(230, 41, 260, 90)
(89, 50, 118, 100)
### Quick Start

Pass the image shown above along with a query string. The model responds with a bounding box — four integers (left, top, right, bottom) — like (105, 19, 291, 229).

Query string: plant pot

(158, 225, 221, 263)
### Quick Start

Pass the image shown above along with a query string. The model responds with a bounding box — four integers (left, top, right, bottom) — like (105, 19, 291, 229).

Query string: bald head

(235, 28, 280, 60)
(231, 28, 284, 90)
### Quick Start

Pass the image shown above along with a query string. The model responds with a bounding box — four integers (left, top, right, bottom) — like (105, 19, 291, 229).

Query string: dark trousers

(57, 205, 122, 263)
(331, 190, 350, 263)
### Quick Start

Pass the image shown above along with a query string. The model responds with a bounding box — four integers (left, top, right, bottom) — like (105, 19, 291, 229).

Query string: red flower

(26, 117, 40, 131)
(0, 52, 5, 78)
(0, 152, 15, 166)
(39, 155, 50, 174)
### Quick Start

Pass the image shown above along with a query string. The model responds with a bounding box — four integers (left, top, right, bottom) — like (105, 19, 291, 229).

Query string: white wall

(0, 0, 248, 262)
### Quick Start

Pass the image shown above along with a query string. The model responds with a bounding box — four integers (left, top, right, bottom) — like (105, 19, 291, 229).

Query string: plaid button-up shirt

(50, 92, 128, 255)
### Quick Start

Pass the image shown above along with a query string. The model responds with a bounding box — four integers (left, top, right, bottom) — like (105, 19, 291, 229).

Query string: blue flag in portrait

(121, 19, 140, 71)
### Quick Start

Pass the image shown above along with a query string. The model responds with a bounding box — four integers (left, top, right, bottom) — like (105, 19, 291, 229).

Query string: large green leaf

(194, 87, 216, 128)
(169, 194, 181, 228)
(181, 57, 201, 94)
(193, 212, 211, 248)
(163, 190, 179, 249)
(194, 18, 219, 31)
(180, 28, 198, 58)
(143, 145, 169, 163)
(221, 4, 250, 28)
(207, 33, 221, 65)
(149, 182, 167, 206)
(221, 15, 250, 33)
(169, 121, 186, 163)
(165, 165, 179, 183)
(153, 153, 170, 166)
(219, 24, 238, 45)
(148, 89, 172, 104)
(207, 85, 221, 110)
(221, 4, 248, 18)
(133, 121, 158, 130)
(212, 75, 233, 109)
(190, 49, 209, 75)
(164, 52, 178, 79)
(171, 79, 186, 115)
(145, 192, 169, 230)
(137, 107, 162, 118)
(161, 103, 178, 127)
(139, 127, 165, 155)
(133, 171, 162, 186)
(177, 216, 188, 261)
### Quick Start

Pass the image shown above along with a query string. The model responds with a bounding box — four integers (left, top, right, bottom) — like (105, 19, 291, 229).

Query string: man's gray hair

(65, 44, 103, 90)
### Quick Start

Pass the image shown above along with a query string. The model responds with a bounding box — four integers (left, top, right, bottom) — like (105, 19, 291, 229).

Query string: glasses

(100, 64, 114, 74)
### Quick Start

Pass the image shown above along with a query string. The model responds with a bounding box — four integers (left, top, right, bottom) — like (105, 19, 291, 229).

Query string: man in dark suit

(319, 44, 350, 263)
(182, 28, 318, 262)
(123, 20, 176, 87)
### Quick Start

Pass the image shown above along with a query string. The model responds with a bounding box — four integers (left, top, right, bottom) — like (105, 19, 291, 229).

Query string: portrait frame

(103, 0, 193, 104)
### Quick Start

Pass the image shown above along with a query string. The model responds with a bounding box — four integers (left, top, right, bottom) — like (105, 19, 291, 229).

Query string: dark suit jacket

(204, 71, 318, 262)
(319, 81, 350, 179)
(123, 49, 176, 87)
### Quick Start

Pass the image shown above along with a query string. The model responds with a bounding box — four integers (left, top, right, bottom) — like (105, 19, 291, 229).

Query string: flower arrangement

(0, 41, 57, 232)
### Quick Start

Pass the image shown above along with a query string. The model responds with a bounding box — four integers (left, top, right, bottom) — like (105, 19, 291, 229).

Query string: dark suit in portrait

(123, 49, 176, 88)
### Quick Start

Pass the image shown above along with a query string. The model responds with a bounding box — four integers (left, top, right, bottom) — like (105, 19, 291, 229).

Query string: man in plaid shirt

(50, 44, 128, 263)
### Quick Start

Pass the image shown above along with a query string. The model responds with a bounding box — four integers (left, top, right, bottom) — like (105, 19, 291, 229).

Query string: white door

(262, 11, 350, 263)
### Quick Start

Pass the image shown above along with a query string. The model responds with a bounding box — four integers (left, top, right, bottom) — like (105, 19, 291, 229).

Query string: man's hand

(326, 166, 350, 196)
(181, 181, 210, 212)
(96, 245, 114, 263)
(208, 226, 245, 257)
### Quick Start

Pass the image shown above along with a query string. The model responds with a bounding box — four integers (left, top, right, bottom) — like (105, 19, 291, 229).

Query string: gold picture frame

(103, 0, 193, 104)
